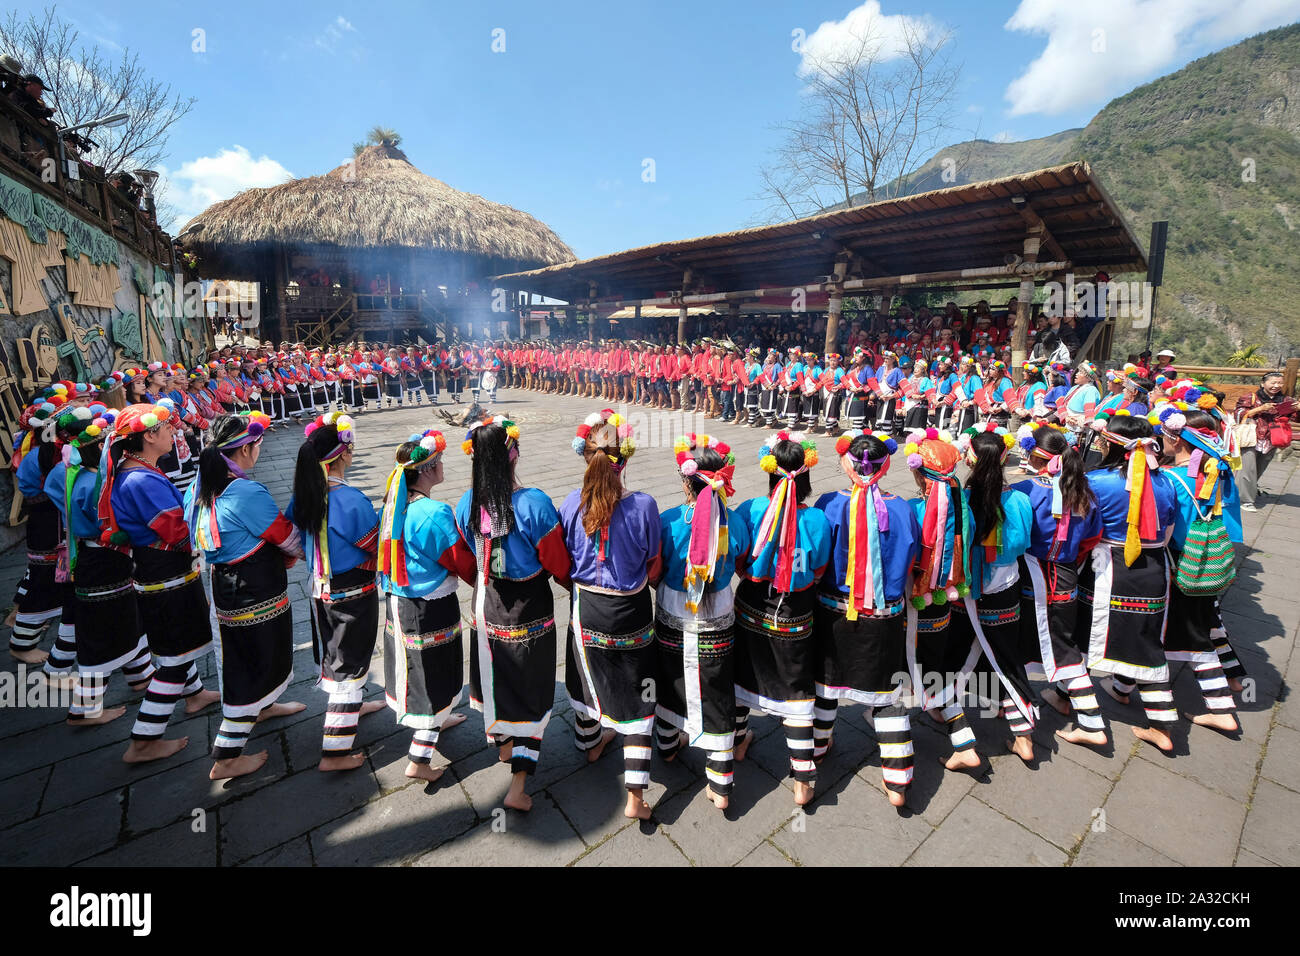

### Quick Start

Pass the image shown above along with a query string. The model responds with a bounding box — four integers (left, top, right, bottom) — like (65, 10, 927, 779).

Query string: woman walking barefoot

(376, 429, 475, 782)
(184, 413, 307, 780)
(811, 430, 919, 807)
(456, 417, 571, 812)
(560, 410, 662, 821)
(287, 412, 388, 772)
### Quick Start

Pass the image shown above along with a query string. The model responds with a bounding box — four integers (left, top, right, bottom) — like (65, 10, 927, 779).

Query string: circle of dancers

(9, 353, 1255, 818)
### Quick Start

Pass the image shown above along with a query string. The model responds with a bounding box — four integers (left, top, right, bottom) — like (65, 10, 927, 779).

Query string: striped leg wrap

(9, 608, 60, 650)
(624, 732, 653, 789)
(1112, 676, 1137, 696)
(409, 728, 439, 764)
(122, 649, 155, 689)
(1066, 675, 1105, 730)
(44, 617, 77, 675)
(67, 670, 108, 720)
(322, 685, 365, 756)
(940, 702, 976, 752)
(1194, 661, 1237, 713)
(1137, 680, 1177, 724)
(706, 748, 735, 797)
(1002, 698, 1033, 737)
(785, 718, 816, 783)
(213, 711, 257, 760)
(509, 736, 541, 775)
(655, 716, 682, 759)
(813, 694, 838, 757)
(130, 662, 198, 740)
(873, 705, 914, 792)
(574, 714, 603, 752)
(734, 705, 750, 737)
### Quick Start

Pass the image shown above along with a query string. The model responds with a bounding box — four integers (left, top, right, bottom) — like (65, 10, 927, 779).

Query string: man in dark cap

(8, 74, 54, 124)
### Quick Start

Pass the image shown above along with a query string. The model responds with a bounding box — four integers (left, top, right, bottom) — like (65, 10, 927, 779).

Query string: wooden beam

(1017, 201, 1068, 263)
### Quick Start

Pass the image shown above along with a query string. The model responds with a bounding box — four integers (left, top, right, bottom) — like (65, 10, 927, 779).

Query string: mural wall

(0, 169, 205, 543)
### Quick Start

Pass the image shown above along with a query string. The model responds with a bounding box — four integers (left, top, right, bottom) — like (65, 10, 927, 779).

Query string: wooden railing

(1177, 359, 1299, 397)
(0, 93, 175, 269)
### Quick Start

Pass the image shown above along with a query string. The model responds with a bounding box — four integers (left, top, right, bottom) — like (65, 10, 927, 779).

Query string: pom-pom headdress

(377, 429, 449, 588)
(836, 429, 899, 619)
(303, 410, 357, 466)
(62, 408, 115, 572)
(462, 414, 520, 458)
(573, 408, 636, 468)
(97, 403, 188, 547)
(673, 434, 736, 612)
(752, 431, 818, 591)
(901, 429, 970, 606)
(1095, 427, 1163, 566)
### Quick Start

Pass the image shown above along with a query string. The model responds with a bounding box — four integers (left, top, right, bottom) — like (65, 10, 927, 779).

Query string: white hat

(1155, 348, 1175, 358)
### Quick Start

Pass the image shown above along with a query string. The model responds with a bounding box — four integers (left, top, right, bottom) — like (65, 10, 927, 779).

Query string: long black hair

(1096, 414, 1152, 471)
(1034, 425, 1095, 515)
(469, 422, 516, 537)
(767, 439, 812, 502)
(683, 446, 725, 500)
(198, 415, 250, 508)
(965, 432, 1007, 542)
(846, 433, 888, 480)
(291, 424, 342, 537)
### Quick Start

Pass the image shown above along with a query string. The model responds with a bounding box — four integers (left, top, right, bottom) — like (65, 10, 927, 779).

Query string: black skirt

(212, 544, 295, 715)
(17, 498, 62, 614)
(468, 573, 557, 739)
(134, 546, 212, 666)
(734, 578, 816, 719)
(73, 545, 147, 671)
(383, 584, 462, 730)
(1079, 543, 1171, 682)
(815, 590, 908, 706)
(1019, 555, 1088, 683)
(314, 566, 380, 687)
(654, 586, 736, 751)
(906, 601, 970, 710)
(951, 583, 1037, 728)
(565, 585, 657, 734)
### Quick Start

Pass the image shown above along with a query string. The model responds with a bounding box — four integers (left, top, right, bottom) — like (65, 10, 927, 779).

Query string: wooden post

(1010, 230, 1041, 382)
(728, 301, 740, 340)
(677, 305, 689, 345)
(823, 260, 848, 358)
(1284, 356, 1300, 398)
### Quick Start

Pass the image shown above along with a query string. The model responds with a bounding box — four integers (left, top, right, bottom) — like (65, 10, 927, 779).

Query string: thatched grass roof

(180, 144, 573, 271)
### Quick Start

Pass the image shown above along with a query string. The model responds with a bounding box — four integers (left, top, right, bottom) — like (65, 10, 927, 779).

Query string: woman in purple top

(560, 410, 662, 821)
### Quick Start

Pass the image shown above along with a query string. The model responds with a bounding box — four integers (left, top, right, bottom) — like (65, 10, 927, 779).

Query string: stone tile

(772, 773, 933, 866)
(574, 826, 691, 867)
(1245, 534, 1300, 562)
(125, 739, 288, 833)
(0, 765, 49, 830)
(1234, 847, 1279, 867)
(547, 746, 695, 846)
(1130, 715, 1264, 804)
(975, 751, 1112, 851)
(906, 795, 1068, 866)
(884, 722, 978, 823)
(219, 763, 380, 864)
(78, 817, 218, 867)
(1278, 680, 1300, 732)
(412, 792, 585, 867)
(1218, 589, 1300, 630)
(1103, 758, 1244, 866)
(310, 774, 477, 866)
(736, 840, 794, 867)
(1240, 780, 1300, 866)
(0, 791, 123, 866)
(238, 834, 314, 867)
(1073, 825, 1181, 867)
(1260, 724, 1300, 797)
(657, 762, 795, 867)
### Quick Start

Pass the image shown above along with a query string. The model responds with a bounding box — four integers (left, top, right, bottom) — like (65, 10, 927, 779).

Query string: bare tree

(756, 21, 962, 221)
(0, 6, 195, 175)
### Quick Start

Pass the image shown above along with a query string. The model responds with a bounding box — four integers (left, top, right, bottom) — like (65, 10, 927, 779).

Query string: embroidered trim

(484, 615, 554, 641)
(582, 624, 655, 650)
(134, 567, 201, 593)
(216, 591, 291, 626)
(817, 592, 904, 619)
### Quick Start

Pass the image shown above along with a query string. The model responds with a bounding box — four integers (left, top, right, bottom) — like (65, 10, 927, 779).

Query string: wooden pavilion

(178, 143, 573, 347)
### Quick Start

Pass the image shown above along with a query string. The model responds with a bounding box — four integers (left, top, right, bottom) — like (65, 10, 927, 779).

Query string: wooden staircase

(294, 294, 356, 349)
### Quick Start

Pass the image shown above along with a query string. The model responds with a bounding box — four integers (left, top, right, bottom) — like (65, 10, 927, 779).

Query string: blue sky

(50, 0, 1300, 259)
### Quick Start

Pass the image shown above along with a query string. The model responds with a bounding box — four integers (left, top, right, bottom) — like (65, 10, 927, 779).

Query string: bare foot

(1007, 736, 1034, 763)
(185, 688, 221, 714)
(1227, 677, 1245, 693)
(67, 706, 126, 727)
(319, 752, 367, 772)
(793, 779, 816, 806)
(504, 773, 532, 812)
(359, 700, 386, 717)
(625, 789, 652, 819)
(122, 736, 190, 763)
(706, 786, 729, 811)
(734, 729, 754, 762)
(498, 741, 512, 763)
(587, 728, 617, 763)
(1132, 725, 1173, 752)
(256, 701, 306, 723)
(210, 750, 270, 780)
(1189, 711, 1240, 734)
(440, 712, 467, 731)
(127, 680, 150, 695)
(944, 749, 984, 773)
(405, 761, 445, 783)
(1040, 688, 1071, 716)
(42, 670, 76, 689)
(3, 606, 16, 628)
(880, 780, 907, 808)
(10, 647, 49, 665)
(1099, 678, 1130, 705)
(1056, 727, 1108, 747)
(662, 731, 687, 762)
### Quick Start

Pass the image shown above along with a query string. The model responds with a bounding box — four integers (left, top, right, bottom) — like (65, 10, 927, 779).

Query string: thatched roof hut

(178, 144, 574, 344)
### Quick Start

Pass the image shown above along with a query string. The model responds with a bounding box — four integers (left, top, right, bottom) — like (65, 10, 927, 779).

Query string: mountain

(841, 24, 1300, 364)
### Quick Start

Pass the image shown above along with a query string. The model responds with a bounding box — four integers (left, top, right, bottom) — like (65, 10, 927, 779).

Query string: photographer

(7, 73, 54, 125)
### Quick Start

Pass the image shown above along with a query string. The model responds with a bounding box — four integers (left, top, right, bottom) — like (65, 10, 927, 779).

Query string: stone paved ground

(0, 389, 1296, 867)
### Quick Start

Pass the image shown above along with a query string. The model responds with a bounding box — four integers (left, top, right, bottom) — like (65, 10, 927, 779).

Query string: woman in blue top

(375, 429, 475, 783)
(734, 432, 831, 806)
(952, 356, 984, 433)
(1152, 409, 1242, 734)
(901, 360, 934, 431)
(1078, 415, 1180, 753)
(653, 435, 750, 811)
(9, 399, 66, 665)
(456, 417, 571, 813)
(184, 412, 306, 781)
(288, 413, 388, 772)
(876, 351, 906, 434)
(988, 360, 1015, 427)
(813, 430, 919, 807)
(560, 411, 662, 821)
(953, 425, 1038, 763)
(1015, 362, 1048, 420)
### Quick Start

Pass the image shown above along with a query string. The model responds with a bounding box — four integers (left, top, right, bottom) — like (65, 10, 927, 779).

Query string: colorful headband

(573, 409, 636, 464)
(758, 430, 818, 475)
(957, 422, 1015, 461)
(213, 410, 272, 450)
(752, 431, 818, 593)
(673, 434, 736, 613)
(902, 430, 969, 605)
(461, 415, 520, 456)
(304, 410, 357, 465)
(404, 428, 447, 469)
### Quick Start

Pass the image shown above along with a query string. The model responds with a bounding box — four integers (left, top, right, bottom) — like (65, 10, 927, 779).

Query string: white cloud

(315, 14, 358, 53)
(797, 1, 938, 75)
(1003, 0, 1300, 116)
(158, 145, 293, 231)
